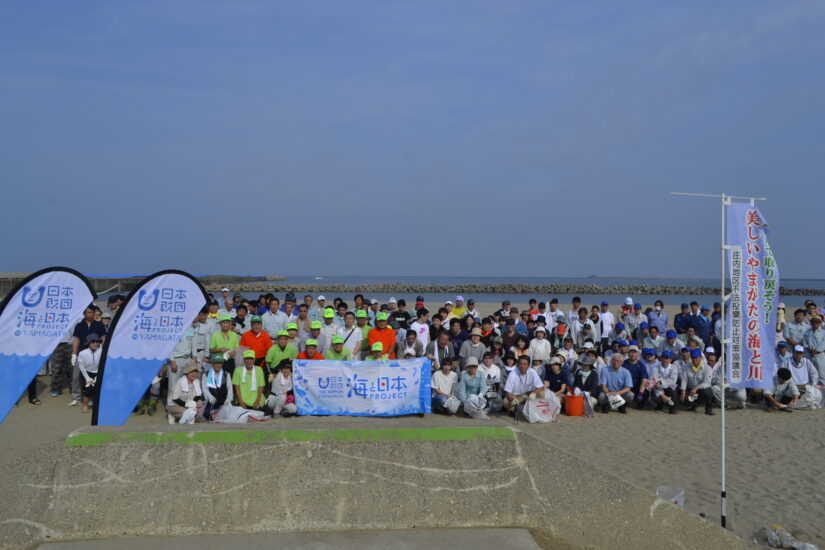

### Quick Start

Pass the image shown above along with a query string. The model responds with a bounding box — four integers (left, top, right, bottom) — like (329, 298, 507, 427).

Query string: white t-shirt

(503, 368, 543, 396)
(432, 370, 457, 395)
(409, 321, 430, 348)
(599, 311, 615, 335)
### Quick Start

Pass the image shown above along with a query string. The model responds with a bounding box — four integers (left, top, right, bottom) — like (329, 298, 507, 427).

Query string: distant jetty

(201, 281, 822, 296)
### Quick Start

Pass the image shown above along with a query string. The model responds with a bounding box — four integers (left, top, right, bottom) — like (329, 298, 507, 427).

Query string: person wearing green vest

(366, 341, 389, 361)
(210, 314, 240, 374)
(232, 350, 264, 410)
(265, 330, 297, 377)
(325, 335, 352, 360)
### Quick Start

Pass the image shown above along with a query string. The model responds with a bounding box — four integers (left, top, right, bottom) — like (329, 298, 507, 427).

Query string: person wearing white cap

(309, 295, 326, 323)
(786, 344, 821, 409)
(387, 297, 398, 313)
(527, 326, 552, 364)
(708, 347, 746, 409)
(452, 296, 467, 318)
(220, 288, 230, 301)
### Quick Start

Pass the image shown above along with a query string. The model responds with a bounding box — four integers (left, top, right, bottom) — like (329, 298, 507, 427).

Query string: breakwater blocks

(1, 424, 749, 550)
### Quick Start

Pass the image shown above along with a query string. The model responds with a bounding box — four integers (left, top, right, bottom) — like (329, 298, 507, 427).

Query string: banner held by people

(0, 267, 96, 423)
(293, 358, 432, 416)
(93, 270, 208, 426)
(726, 201, 778, 390)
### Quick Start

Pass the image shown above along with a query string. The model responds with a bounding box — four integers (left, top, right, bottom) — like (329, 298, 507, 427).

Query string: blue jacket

(623, 360, 647, 390)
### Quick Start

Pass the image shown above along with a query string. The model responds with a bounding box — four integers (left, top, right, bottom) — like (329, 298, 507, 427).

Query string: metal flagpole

(670, 191, 767, 530)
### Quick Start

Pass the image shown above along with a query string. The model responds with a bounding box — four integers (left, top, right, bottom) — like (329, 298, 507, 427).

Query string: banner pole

(720, 194, 728, 530)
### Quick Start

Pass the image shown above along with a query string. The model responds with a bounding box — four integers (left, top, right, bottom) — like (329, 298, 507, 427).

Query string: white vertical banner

(0, 267, 96, 422)
(93, 270, 208, 426)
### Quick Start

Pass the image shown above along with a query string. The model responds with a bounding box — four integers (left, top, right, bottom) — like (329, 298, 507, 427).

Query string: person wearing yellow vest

(325, 335, 352, 360)
(210, 314, 240, 374)
(366, 341, 389, 361)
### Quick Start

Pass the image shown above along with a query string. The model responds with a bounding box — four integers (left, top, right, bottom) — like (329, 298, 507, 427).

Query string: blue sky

(1, 1, 823, 278)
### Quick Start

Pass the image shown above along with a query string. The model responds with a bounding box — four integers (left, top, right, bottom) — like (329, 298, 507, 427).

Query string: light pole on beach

(670, 191, 767, 530)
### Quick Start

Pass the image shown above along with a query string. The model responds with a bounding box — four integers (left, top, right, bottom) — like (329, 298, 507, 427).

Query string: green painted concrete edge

(65, 426, 515, 447)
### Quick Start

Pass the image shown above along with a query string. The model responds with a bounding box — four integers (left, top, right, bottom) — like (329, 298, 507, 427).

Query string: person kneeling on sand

(202, 353, 233, 420)
(265, 359, 297, 417)
(679, 348, 714, 415)
(432, 357, 458, 414)
(572, 355, 600, 407)
(765, 368, 800, 411)
(650, 350, 679, 414)
(167, 360, 205, 424)
(503, 355, 545, 414)
(232, 350, 265, 411)
(709, 348, 746, 410)
(598, 353, 633, 413)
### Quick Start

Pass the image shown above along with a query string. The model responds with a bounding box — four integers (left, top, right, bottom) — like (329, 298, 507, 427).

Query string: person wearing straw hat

(457, 357, 487, 410)
(167, 359, 204, 424)
(232, 350, 265, 410)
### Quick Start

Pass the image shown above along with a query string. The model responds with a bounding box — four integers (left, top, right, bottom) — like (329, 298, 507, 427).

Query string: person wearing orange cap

(368, 312, 397, 359)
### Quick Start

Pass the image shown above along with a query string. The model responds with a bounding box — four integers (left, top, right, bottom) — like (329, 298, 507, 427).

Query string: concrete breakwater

(202, 281, 823, 296)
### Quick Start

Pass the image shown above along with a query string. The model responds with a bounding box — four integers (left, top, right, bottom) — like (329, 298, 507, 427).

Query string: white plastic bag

(522, 392, 561, 423)
(608, 394, 625, 410)
(179, 408, 197, 424)
(443, 396, 461, 414)
(794, 385, 822, 410)
(463, 394, 488, 419)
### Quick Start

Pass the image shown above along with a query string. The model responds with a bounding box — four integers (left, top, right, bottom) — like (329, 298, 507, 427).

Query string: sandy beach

(3, 371, 823, 548)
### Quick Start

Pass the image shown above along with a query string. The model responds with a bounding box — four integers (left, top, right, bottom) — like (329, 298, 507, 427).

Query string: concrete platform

(37, 528, 542, 550)
(1, 418, 750, 550)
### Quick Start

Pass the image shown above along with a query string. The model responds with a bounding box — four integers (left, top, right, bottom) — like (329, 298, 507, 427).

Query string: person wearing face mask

(647, 300, 668, 333)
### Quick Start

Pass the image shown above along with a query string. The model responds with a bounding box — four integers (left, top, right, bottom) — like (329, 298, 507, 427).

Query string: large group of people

(35, 289, 825, 422)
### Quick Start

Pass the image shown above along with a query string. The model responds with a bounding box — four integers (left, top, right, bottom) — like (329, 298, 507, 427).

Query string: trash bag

(794, 385, 822, 410)
(443, 395, 461, 414)
(213, 404, 267, 423)
(522, 392, 561, 423)
(179, 408, 197, 424)
(464, 394, 488, 419)
(608, 394, 625, 410)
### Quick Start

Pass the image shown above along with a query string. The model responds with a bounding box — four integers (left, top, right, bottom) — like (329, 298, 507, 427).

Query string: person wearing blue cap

(679, 348, 714, 415)
(674, 303, 690, 334)
(775, 341, 792, 370)
(646, 300, 668, 334)
(611, 322, 630, 345)
(661, 329, 683, 358)
(599, 301, 615, 353)
(651, 350, 679, 413)
(636, 322, 651, 347)
(691, 305, 713, 349)
(623, 345, 649, 409)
